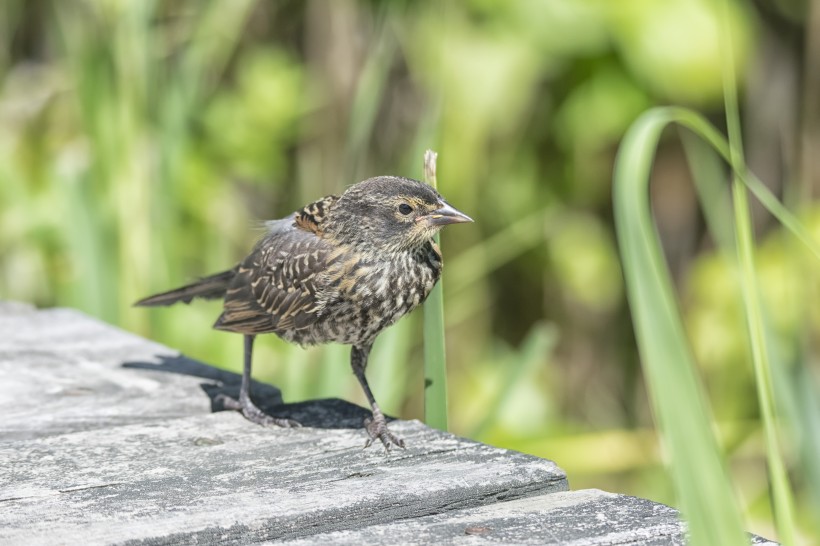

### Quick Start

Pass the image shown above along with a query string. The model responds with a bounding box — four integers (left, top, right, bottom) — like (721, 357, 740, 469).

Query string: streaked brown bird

(136, 176, 472, 449)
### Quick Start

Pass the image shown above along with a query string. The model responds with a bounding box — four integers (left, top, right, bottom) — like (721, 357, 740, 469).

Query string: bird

(135, 176, 472, 449)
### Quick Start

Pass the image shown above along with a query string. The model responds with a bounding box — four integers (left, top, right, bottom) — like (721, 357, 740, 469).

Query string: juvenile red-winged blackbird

(136, 176, 472, 449)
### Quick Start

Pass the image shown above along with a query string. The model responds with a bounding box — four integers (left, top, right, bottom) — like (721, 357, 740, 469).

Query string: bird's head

(327, 176, 472, 252)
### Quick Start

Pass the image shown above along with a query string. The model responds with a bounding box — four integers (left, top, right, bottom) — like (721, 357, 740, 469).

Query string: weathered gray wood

(0, 302, 566, 544)
(0, 302, 776, 545)
(277, 489, 778, 546)
(1, 412, 567, 545)
(0, 301, 279, 441)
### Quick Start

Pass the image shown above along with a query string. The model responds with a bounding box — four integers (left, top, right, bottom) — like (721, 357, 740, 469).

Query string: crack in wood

(58, 483, 124, 494)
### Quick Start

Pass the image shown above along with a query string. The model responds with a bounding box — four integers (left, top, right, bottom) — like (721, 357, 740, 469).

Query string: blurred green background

(2, 0, 819, 541)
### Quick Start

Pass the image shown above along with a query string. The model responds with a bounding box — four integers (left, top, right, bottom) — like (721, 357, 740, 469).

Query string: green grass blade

(613, 108, 747, 546)
(790, 357, 820, 516)
(720, 4, 797, 541)
(423, 279, 447, 429)
(617, 102, 820, 544)
(682, 120, 817, 533)
(423, 149, 448, 430)
(731, 178, 797, 545)
(662, 109, 820, 261)
(682, 125, 816, 541)
(679, 130, 735, 251)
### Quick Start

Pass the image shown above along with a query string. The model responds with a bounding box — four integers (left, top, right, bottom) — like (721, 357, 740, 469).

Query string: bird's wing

(293, 194, 339, 234)
(214, 215, 344, 335)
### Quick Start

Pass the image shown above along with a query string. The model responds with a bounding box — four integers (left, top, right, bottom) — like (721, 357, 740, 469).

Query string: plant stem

(423, 149, 448, 430)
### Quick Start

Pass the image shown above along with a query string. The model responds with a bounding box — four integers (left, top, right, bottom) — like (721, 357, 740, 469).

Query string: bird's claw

(363, 415, 405, 451)
(215, 393, 301, 428)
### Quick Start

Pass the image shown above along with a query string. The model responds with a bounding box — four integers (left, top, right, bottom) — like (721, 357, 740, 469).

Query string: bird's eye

(398, 203, 413, 215)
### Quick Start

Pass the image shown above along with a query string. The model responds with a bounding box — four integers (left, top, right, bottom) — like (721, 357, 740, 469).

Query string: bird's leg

(351, 344, 405, 450)
(216, 334, 300, 428)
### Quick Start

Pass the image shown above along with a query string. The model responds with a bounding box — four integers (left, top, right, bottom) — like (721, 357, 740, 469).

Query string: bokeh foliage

(1, 0, 818, 541)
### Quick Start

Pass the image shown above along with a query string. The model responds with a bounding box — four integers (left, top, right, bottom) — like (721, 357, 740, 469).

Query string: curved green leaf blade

(613, 107, 747, 546)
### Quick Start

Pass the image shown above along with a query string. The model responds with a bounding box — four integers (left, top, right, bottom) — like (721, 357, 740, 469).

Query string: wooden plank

(278, 489, 778, 545)
(0, 303, 776, 545)
(0, 302, 568, 544)
(0, 413, 567, 545)
(0, 302, 277, 441)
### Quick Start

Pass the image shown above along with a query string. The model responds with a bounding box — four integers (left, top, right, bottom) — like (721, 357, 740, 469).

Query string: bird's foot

(215, 394, 301, 428)
(363, 412, 405, 451)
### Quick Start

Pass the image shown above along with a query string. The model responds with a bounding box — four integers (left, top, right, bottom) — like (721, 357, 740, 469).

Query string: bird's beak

(417, 202, 474, 226)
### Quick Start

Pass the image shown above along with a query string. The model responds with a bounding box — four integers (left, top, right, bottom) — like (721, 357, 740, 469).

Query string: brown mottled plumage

(136, 176, 472, 449)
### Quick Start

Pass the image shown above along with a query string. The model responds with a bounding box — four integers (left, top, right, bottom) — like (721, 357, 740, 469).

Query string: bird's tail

(134, 269, 236, 307)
